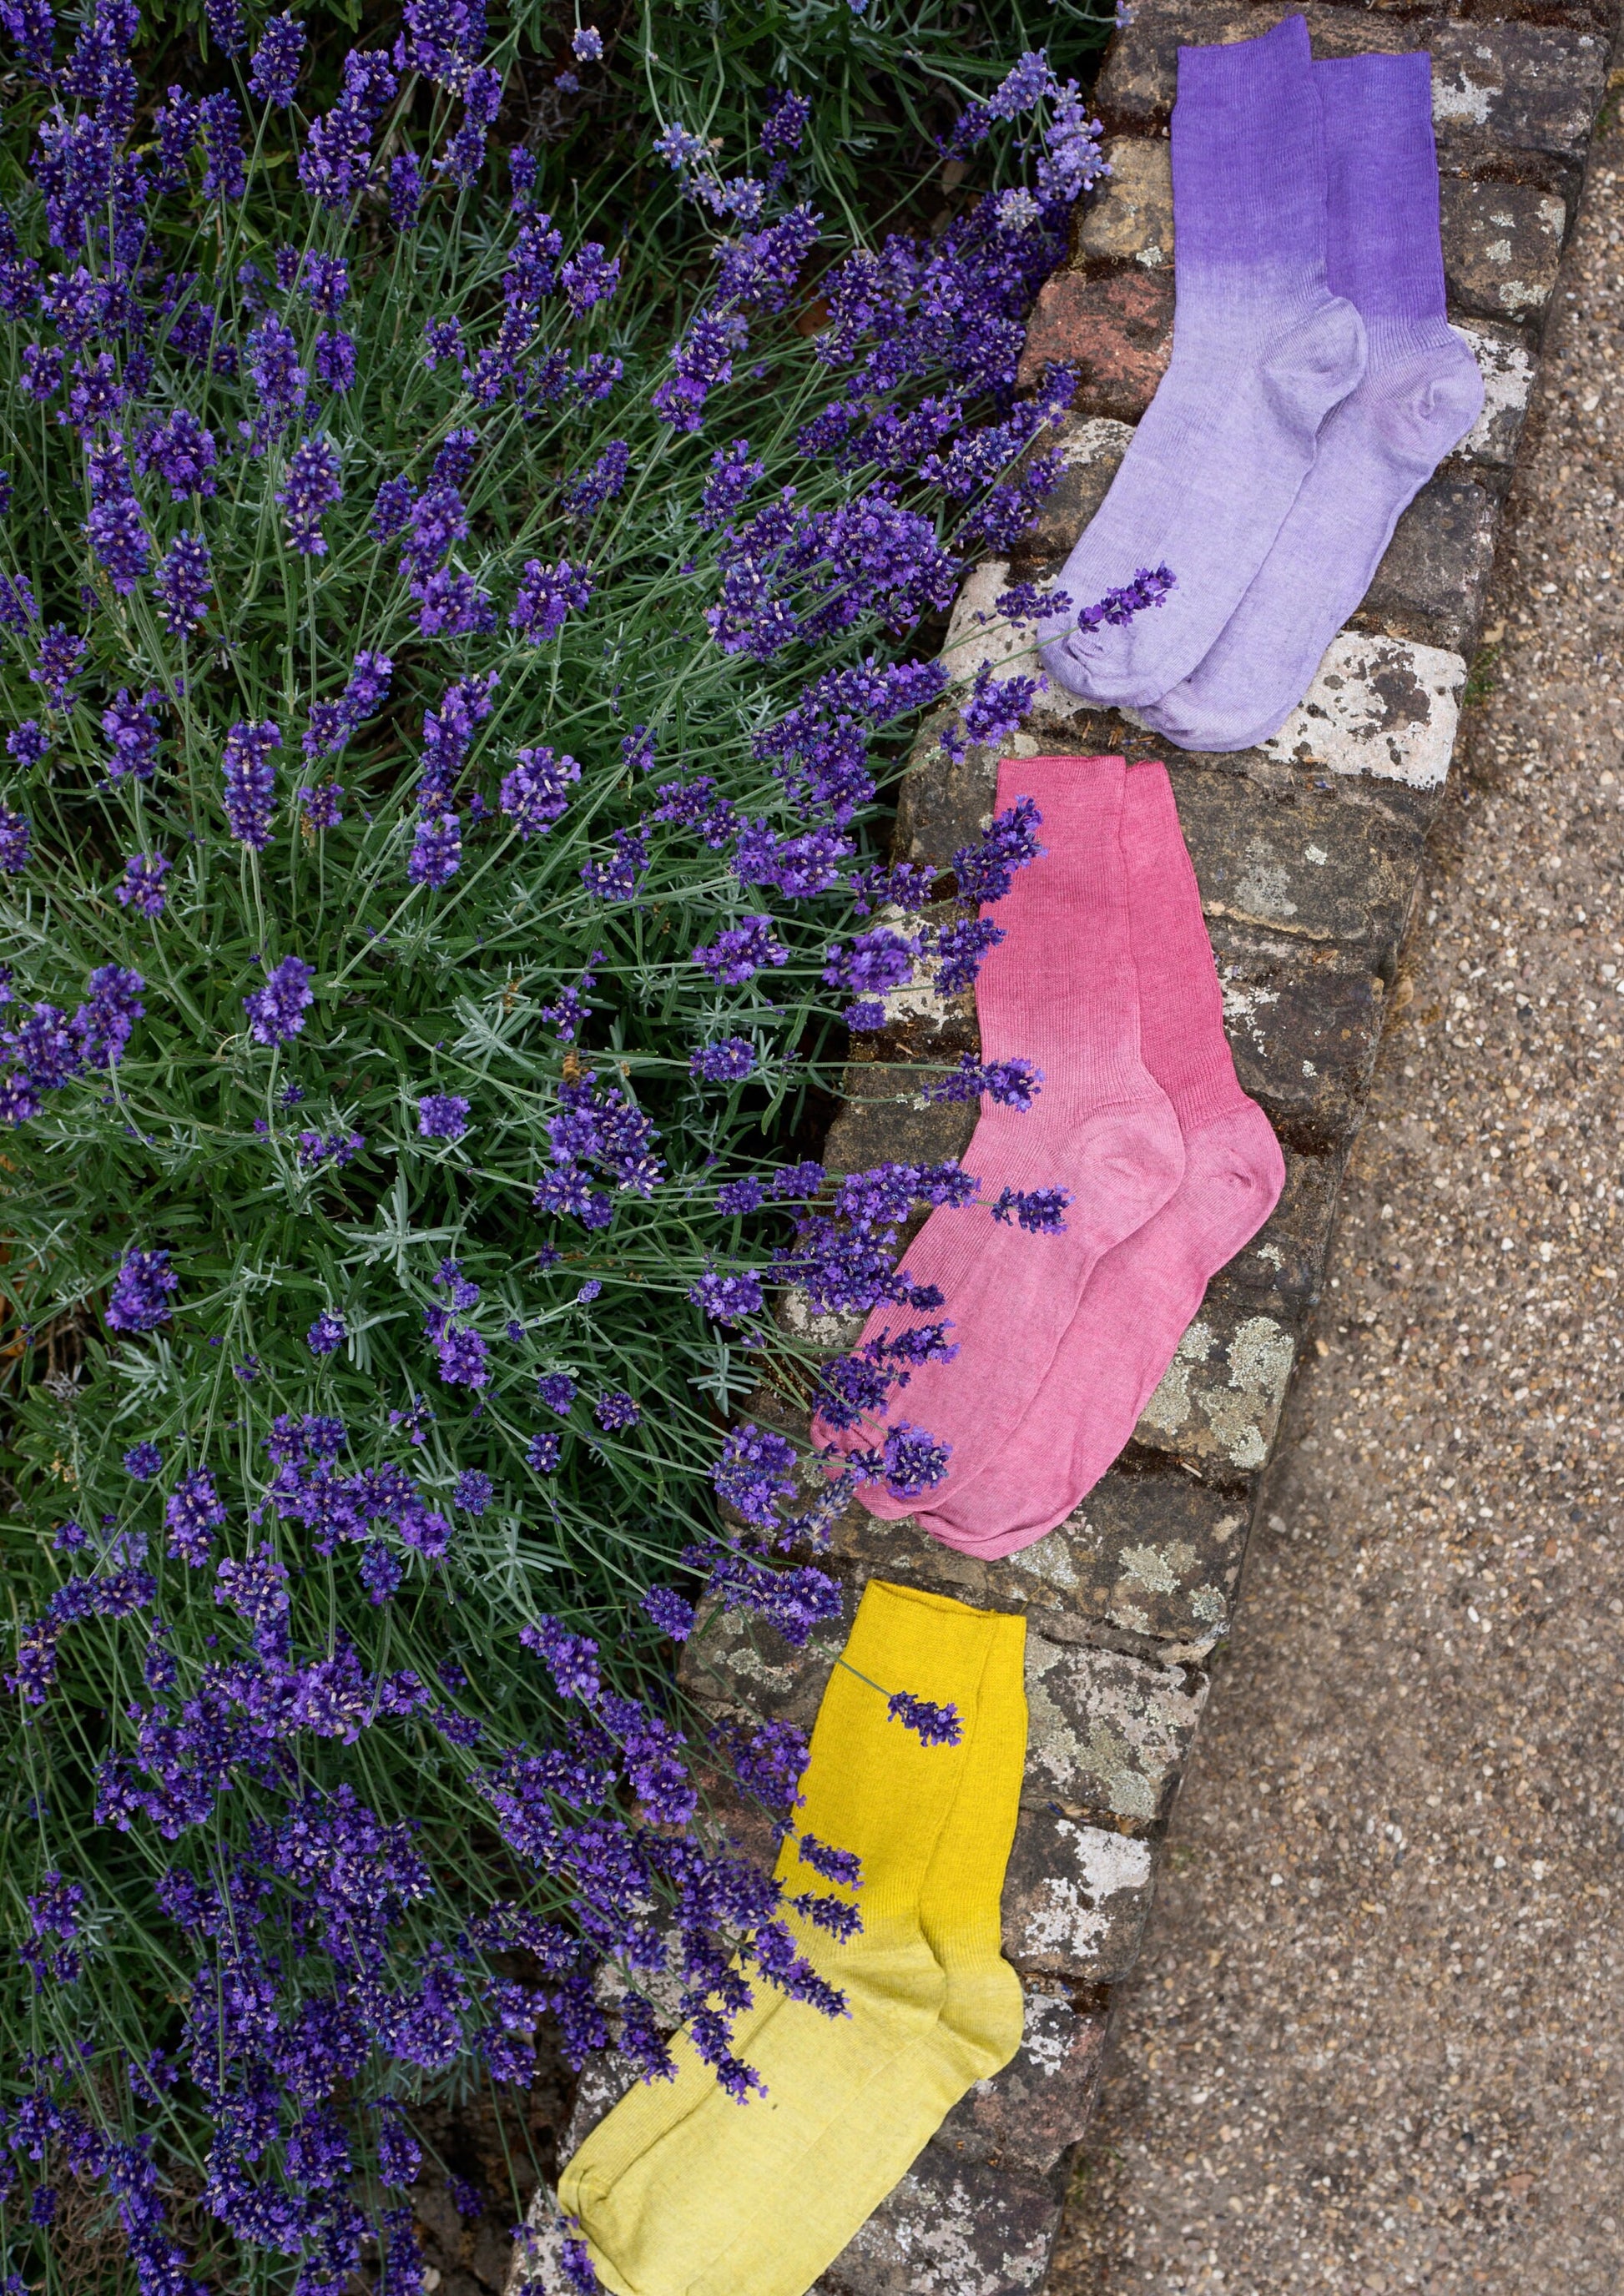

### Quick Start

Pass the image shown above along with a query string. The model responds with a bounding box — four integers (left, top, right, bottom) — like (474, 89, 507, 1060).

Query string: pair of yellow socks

(559, 1580, 1029, 2296)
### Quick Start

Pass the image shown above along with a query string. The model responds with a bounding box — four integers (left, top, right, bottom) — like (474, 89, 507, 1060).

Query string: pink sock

(913, 759, 1285, 1557)
(815, 754, 1185, 1517)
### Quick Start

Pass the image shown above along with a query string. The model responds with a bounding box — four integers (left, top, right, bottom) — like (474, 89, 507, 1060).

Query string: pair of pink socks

(819, 756, 1283, 1557)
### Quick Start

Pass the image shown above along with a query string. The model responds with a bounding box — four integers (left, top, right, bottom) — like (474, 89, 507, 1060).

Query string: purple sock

(1038, 14, 1367, 710)
(1140, 49, 1485, 753)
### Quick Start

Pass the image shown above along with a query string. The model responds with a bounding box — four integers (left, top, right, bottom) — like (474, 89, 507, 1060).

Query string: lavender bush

(0, 4, 1104, 2286)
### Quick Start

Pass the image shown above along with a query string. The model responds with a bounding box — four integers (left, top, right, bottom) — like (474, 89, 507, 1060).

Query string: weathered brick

(1217, 924, 1386, 1146)
(1450, 317, 1536, 469)
(1258, 630, 1465, 790)
(821, 1072, 978, 1176)
(1132, 1287, 1296, 1473)
(1440, 176, 1565, 324)
(1023, 1635, 1207, 1820)
(1219, 1140, 1347, 1309)
(1429, 21, 1609, 171)
(935, 1984, 1108, 2176)
(1353, 471, 1501, 655)
(1073, 136, 1173, 267)
(1009, 417, 1133, 578)
(815, 2146, 1062, 2296)
(678, 1584, 857, 1731)
(1002, 1807, 1157, 1979)
(1016, 267, 1173, 420)
(822, 1462, 1252, 1651)
(1174, 764, 1423, 963)
(1097, 3, 1413, 133)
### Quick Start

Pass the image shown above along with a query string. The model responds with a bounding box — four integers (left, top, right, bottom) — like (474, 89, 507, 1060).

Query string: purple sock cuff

(1318, 51, 1447, 325)
(1172, 15, 1328, 284)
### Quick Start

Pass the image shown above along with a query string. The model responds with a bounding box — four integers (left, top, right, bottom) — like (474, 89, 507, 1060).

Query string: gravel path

(1049, 98, 1624, 2296)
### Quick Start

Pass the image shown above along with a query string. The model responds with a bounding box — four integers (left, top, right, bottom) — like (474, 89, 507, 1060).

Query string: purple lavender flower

(417, 1093, 470, 1140)
(921, 1054, 1043, 1109)
(886, 1689, 962, 1746)
(509, 557, 593, 643)
(453, 1470, 492, 1513)
(760, 88, 810, 153)
(103, 688, 162, 781)
(8, 721, 48, 768)
(498, 746, 579, 838)
(951, 795, 1046, 905)
(390, 151, 425, 229)
(572, 23, 603, 59)
(115, 853, 172, 918)
(85, 491, 149, 595)
(434, 1321, 489, 1387)
(277, 435, 343, 556)
(642, 1585, 694, 1640)
(106, 1248, 179, 1334)
(205, 0, 246, 56)
(138, 408, 218, 501)
(249, 11, 305, 104)
(123, 1441, 162, 1480)
(536, 1373, 576, 1417)
(245, 313, 307, 430)
(525, 1429, 561, 1473)
(408, 813, 461, 889)
(561, 244, 620, 315)
(164, 1468, 226, 1565)
(691, 915, 787, 985)
(579, 824, 648, 903)
(712, 1422, 799, 1529)
(314, 330, 357, 393)
(0, 805, 30, 874)
(1075, 563, 1174, 633)
(372, 475, 415, 541)
(308, 1310, 346, 1357)
(199, 91, 247, 199)
(221, 720, 282, 848)
(243, 954, 315, 1046)
(299, 783, 343, 829)
(690, 1038, 755, 1084)
(594, 1390, 639, 1432)
(989, 1185, 1071, 1234)
(154, 531, 213, 637)
(688, 1269, 764, 1325)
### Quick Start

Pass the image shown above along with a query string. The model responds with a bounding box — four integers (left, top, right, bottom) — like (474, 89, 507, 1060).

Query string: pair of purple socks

(1038, 15, 1484, 749)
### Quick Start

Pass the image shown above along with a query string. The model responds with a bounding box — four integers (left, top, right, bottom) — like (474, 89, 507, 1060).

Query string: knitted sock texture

(1037, 14, 1366, 710)
(560, 1583, 1026, 2296)
(815, 754, 1183, 1520)
(1140, 48, 1484, 752)
(917, 762, 1284, 1553)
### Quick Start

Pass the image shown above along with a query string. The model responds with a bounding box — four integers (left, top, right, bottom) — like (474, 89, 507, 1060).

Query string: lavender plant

(0, 5, 1102, 2286)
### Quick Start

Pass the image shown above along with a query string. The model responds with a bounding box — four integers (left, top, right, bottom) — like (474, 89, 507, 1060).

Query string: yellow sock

(559, 1583, 1028, 2296)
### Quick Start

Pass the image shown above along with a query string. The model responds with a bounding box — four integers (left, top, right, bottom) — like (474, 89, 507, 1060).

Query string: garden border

(514, 1, 1621, 2286)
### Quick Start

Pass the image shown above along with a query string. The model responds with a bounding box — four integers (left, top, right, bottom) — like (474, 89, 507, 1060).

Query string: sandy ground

(1049, 95, 1624, 2296)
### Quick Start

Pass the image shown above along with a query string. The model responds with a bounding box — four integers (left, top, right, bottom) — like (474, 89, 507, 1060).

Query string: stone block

(1002, 1807, 1157, 1979)
(1353, 471, 1501, 654)
(1258, 630, 1465, 789)
(1096, 4, 1420, 135)
(895, 731, 1003, 874)
(1429, 22, 1609, 170)
(822, 1078, 978, 1177)
(1024, 1634, 1206, 1819)
(678, 1583, 857, 1730)
(1440, 176, 1565, 324)
(823, 1461, 1252, 1652)
(1216, 924, 1386, 1147)
(935, 1984, 1108, 2176)
(1217, 1139, 1346, 1310)
(1173, 764, 1422, 962)
(815, 2146, 1062, 2296)
(1451, 318, 1536, 469)
(560, 2048, 639, 2163)
(1073, 136, 1173, 267)
(1132, 1289, 1296, 1474)
(1008, 416, 1134, 579)
(1016, 267, 1173, 420)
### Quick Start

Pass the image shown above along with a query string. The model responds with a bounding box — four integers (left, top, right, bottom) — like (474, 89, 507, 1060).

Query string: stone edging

(512, 4, 1619, 2288)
